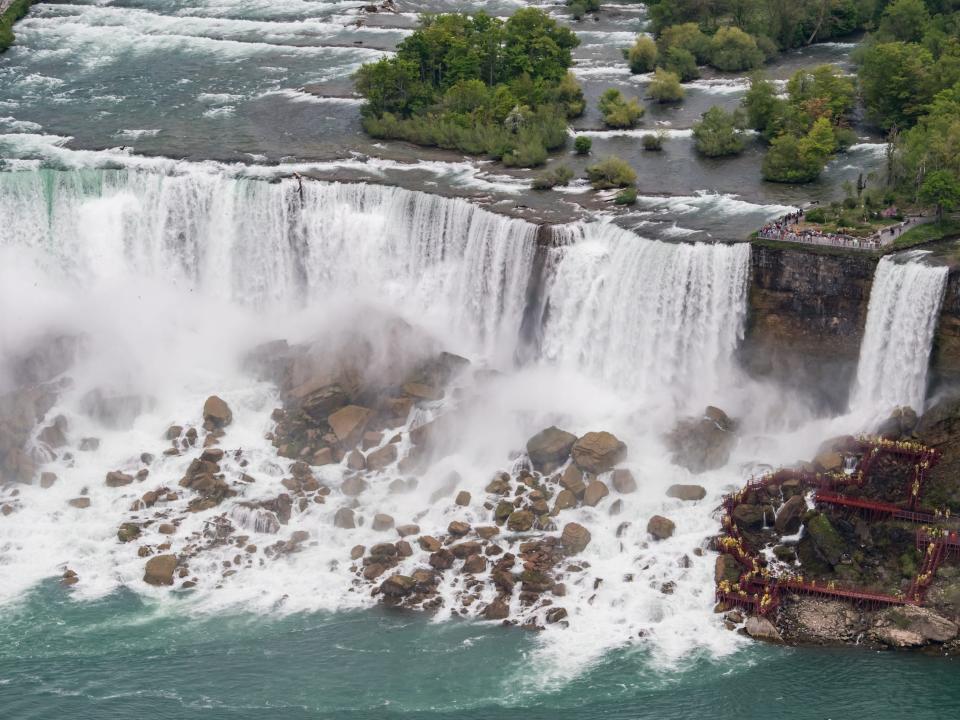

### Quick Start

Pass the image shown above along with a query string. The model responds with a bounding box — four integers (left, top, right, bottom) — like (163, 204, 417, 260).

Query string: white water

(850, 255, 948, 415)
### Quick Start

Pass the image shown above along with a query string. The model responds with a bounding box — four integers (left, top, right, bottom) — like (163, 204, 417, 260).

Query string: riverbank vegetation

(354, 9, 584, 167)
(598, 88, 644, 128)
(0, 0, 33, 53)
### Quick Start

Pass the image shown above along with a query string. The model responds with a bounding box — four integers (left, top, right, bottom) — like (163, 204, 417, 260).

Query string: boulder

(571, 432, 627, 474)
(805, 513, 845, 566)
(328, 405, 373, 448)
(118, 523, 141, 543)
(380, 574, 416, 597)
(715, 553, 741, 584)
(143, 554, 177, 586)
(610, 469, 637, 494)
(350, 545, 365, 560)
(582, 480, 609, 507)
(813, 450, 843, 473)
(463, 554, 487, 574)
(334, 507, 356, 529)
(455, 490, 471, 506)
(484, 598, 510, 620)
(105, 471, 134, 487)
(526, 426, 577, 470)
(558, 465, 585, 497)
(745, 616, 782, 643)
(202, 396, 232, 428)
(871, 606, 958, 647)
(346, 450, 366, 471)
(418, 535, 441, 552)
(665, 406, 737, 473)
(561, 522, 591, 555)
(429, 548, 455, 570)
(647, 515, 675, 540)
(38, 415, 68, 448)
(341, 476, 368, 497)
(506, 510, 534, 532)
(39, 472, 57, 489)
(666, 484, 706, 501)
(553, 489, 577, 512)
(366, 444, 398, 471)
(732, 503, 768, 529)
(774, 495, 807, 535)
(372, 513, 395, 532)
(68, 497, 91, 509)
(396, 524, 420, 537)
(476, 526, 499, 540)
(448, 521, 471, 536)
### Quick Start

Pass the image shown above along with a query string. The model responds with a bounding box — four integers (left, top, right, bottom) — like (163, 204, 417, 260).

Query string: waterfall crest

(850, 255, 948, 414)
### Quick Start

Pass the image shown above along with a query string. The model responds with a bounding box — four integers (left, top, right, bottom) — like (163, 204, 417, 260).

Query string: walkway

(758, 210, 934, 251)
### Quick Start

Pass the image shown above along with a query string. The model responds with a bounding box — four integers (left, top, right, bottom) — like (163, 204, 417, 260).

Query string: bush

(658, 23, 710, 64)
(552, 72, 586, 118)
(627, 36, 658, 74)
(762, 133, 826, 183)
(532, 164, 575, 190)
(805, 207, 826, 223)
(615, 187, 638, 205)
(742, 73, 784, 138)
(660, 46, 699, 81)
(574, 135, 592, 154)
(692, 106, 746, 157)
(642, 133, 664, 151)
(586, 156, 637, 189)
(709, 27, 764, 72)
(755, 35, 780, 63)
(647, 68, 684, 103)
(598, 88, 645, 129)
(567, 0, 598, 20)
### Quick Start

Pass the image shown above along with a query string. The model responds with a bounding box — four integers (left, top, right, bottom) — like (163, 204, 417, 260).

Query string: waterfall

(539, 222, 751, 406)
(850, 255, 948, 414)
(0, 168, 537, 361)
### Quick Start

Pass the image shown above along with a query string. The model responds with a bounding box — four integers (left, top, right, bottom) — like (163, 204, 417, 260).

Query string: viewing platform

(757, 208, 935, 252)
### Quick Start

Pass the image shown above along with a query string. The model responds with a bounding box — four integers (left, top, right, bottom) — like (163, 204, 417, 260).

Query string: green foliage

(660, 46, 700, 81)
(585, 156, 638, 189)
(743, 73, 784, 137)
(574, 135, 593, 154)
(857, 41, 935, 131)
(762, 128, 832, 183)
(568, 0, 600, 20)
(532, 164, 575, 190)
(598, 88, 645, 128)
(354, 8, 581, 164)
(709, 26, 764, 72)
(647, 68, 685, 103)
(1, 0, 35, 53)
(692, 106, 746, 157)
(878, 0, 931, 43)
(642, 132, 665, 151)
(919, 169, 960, 219)
(786, 65, 856, 122)
(658, 23, 711, 64)
(615, 187, 639, 205)
(627, 36, 659, 74)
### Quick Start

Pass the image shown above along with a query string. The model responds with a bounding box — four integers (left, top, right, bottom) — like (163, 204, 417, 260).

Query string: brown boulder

(526, 426, 577, 470)
(396, 524, 420, 537)
(143, 554, 177, 586)
(647, 515, 675, 540)
(341, 476, 368, 497)
(572, 432, 627, 474)
(611, 469, 637, 494)
(366, 444, 398, 471)
(561, 522, 591, 555)
(455, 490, 471, 506)
(774, 495, 807, 534)
(813, 450, 843, 473)
(328, 405, 373, 448)
(68, 497, 91, 509)
(507, 510, 534, 532)
(203, 396, 232, 428)
(583, 480, 609, 507)
(666, 484, 706, 501)
(105, 471, 134, 487)
(559, 465, 585, 498)
(448, 521, 471, 536)
(380, 574, 416, 597)
(463, 554, 487, 574)
(484, 598, 510, 620)
(372, 513, 395, 532)
(430, 548, 455, 570)
(553, 489, 577, 512)
(334, 507, 356, 529)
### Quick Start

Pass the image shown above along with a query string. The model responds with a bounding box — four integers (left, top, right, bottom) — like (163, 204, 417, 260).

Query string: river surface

(2, 2, 955, 719)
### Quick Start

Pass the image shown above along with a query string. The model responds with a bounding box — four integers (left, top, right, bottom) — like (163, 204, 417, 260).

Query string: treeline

(0, 0, 34, 53)
(354, 9, 584, 167)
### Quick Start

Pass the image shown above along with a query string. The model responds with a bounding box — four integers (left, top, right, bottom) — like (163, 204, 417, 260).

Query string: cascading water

(540, 222, 751, 408)
(850, 255, 948, 415)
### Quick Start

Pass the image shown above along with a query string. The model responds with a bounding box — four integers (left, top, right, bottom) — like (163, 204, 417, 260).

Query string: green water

(1, 583, 958, 719)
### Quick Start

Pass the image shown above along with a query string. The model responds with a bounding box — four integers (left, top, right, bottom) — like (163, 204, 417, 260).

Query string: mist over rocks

(665, 406, 738, 474)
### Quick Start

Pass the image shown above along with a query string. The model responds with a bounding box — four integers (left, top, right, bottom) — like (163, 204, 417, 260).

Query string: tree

(709, 26, 764, 72)
(500, 8, 580, 84)
(661, 46, 700, 81)
(574, 135, 592, 154)
(648, 68, 685, 103)
(598, 88, 645, 128)
(858, 42, 934, 130)
(919, 169, 960, 221)
(627, 36, 659, 74)
(878, 0, 931, 44)
(355, 58, 432, 117)
(586, 156, 637, 189)
(742, 73, 784, 137)
(786, 64, 856, 122)
(692, 106, 747, 157)
(658, 22, 711, 63)
(762, 131, 828, 183)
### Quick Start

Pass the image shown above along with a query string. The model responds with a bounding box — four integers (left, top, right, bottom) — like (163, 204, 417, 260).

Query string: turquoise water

(2, 583, 958, 719)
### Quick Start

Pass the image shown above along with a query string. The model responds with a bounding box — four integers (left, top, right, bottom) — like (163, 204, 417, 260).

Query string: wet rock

(732, 503, 768, 529)
(494, 500, 514, 524)
(350, 545, 366, 560)
(646, 515, 675, 540)
(68, 497, 90, 509)
(582, 480, 609, 507)
(507, 510, 534, 532)
(38, 415, 68, 448)
(484, 598, 510, 620)
(39, 472, 57, 489)
(715, 554, 741, 584)
(559, 465, 586, 498)
(366, 444, 397, 471)
(372, 513, 395, 532)
(772, 545, 796, 562)
(485, 473, 511, 495)
(334, 507, 356, 529)
(418, 535, 441, 552)
(805, 513, 845, 566)
(476, 526, 499, 540)
(380, 574, 416, 597)
(346, 450, 366, 471)
(666, 484, 706, 501)
(526, 426, 577, 470)
(611, 469, 637, 494)
(745, 616, 782, 643)
(202, 396, 233, 429)
(813, 450, 843, 473)
(341, 476, 368, 497)
(452, 541, 482, 559)
(312, 447, 335, 466)
(665, 407, 737, 473)
(560, 522, 591, 555)
(448, 521, 471, 536)
(430, 548, 455, 570)
(608, 499, 623, 515)
(105, 471, 134, 487)
(328, 405, 373, 448)
(118, 523, 141, 543)
(79, 437, 100, 452)
(455, 490, 471, 506)
(463, 554, 487, 574)
(546, 607, 568, 624)
(571, 432, 627, 474)
(143, 554, 178, 586)
(396, 524, 420, 537)
(774, 495, 807, 534)
(553, 489, 577, 512)
(871, 606, 958, 647)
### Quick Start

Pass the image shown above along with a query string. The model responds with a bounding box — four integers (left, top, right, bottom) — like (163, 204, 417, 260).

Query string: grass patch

(882, 218, 960, 254)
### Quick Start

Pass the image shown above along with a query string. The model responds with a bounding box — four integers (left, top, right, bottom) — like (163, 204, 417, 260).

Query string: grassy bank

(881, 218, 960, 255)
(0, 0, 33, 53)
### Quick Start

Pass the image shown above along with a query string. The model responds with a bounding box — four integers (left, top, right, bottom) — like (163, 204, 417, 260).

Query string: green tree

(742, 73, 784, 137)
(786, 64, 856, 122)
(574, 135, 593, 154)
(709, 26, 764, 72)
(500, 8, 580, 84)
(919, 169, 960, 220)
(658, 22, 711, 63)
(660, 46, 700, 81)
(586, 156, 638, 189)
(858, 42, 934, 130)
(627, 36, 659, 74)
(762, 130, 830, 183)
(355, 58, 432, 117)
(598, 88, 645, 128)
(648, 68, 685, 103)
(878, 0, 931, 44)
(692, 106, 747, 157)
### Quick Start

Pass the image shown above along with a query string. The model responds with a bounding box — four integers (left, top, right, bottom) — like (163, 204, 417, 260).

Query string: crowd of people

(758, 208, 884, 250)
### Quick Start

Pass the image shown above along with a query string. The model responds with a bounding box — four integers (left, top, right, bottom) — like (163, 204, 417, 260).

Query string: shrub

(568, 0, 599, 20)
(642, 132, 664, 151)
(552, 72, 586, 117)
(660, 46, 699, 82)
(532, 164, 575, 190)
(762, 133, 826, 183)
(805, 207, 826, 223)
(742, 73, 784, 138)
(627, 36, 658, 74)
(615, 187, 638, 205)
(586, 156, 637, 189)
(658, 23, 710, 64)
(574, 135, 592, 154)
(598, 88, 645, 129)
(709, 27, 764, 72)
(647, 68, 684, 103)
(755, 35, 780, 63)
(692, 106, 746, 157)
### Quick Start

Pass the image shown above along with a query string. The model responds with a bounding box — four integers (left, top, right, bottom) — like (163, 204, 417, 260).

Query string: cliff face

(932, 269, 960, 389)
(741, 244, 877, 412)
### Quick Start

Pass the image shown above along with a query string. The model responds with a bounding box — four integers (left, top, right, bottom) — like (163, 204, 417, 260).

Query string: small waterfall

(0, 168, 537, 361)
(850, 255, 948, 414)
(539, 223, 751, 406)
